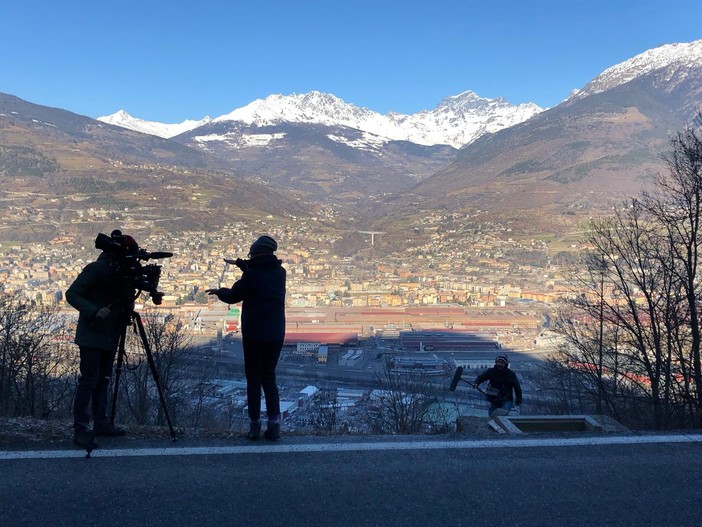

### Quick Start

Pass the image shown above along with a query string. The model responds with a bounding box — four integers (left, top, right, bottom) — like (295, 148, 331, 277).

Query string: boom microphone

(147, 251, 174, 259)
(449, 366, 464, 392)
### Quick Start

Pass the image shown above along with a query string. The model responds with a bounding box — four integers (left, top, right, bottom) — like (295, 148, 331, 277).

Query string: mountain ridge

(0, 92, 312, 242)
(387, 41, 702, 235)
(3, 39, 702, 241)
(99, 90, 543, 149)
(98, 110, 213, 140)
(568, 39, 702, 103)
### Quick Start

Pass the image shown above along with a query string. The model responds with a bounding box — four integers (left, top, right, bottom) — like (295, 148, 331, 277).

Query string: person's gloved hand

(206, 288, 223, 297)
(234, 258, 249, 271)
(94, 306, 111, 319)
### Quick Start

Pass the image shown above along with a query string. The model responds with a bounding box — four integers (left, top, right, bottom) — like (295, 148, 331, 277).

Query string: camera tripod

(110, 310, 177, 441)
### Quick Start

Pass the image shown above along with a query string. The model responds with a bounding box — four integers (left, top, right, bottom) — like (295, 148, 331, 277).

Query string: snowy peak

(569, 39, 702, 101)
(99, 89, 542, 148)
(214, 91, 377, 127)
(435, 90, 542, 115)
(435, 90, 505, 111)
(98, 110, 212, 138)
(210, 90, 542, 148)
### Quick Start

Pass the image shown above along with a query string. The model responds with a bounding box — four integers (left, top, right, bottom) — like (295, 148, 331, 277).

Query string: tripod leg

(133, 312, 178, 441)
(110, 324, 128, 426)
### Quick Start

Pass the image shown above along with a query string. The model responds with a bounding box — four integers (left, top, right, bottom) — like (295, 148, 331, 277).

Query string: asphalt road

(2, 434, 701, 527)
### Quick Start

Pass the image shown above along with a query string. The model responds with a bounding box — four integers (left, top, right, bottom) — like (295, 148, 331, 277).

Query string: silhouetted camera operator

(65, 230, 142, 449)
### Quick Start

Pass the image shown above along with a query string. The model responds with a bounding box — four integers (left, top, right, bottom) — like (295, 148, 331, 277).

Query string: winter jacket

(474, 366, 523, 405)
(215, 254, 286, 343)
(65, 252, 131, 351)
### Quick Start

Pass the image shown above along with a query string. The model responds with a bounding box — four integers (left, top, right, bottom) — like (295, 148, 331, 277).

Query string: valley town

(0, 206, 576, 356)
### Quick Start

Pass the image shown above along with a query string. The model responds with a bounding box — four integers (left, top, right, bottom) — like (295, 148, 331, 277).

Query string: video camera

(95, 230, 173, 305)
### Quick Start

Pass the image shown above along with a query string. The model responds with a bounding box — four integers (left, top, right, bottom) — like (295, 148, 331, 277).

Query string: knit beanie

(249, 235, 278, 256)
(495, 354, 509, 365)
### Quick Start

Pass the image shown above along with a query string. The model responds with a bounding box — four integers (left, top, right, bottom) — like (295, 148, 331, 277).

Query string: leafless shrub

(0, 292, 76, 418)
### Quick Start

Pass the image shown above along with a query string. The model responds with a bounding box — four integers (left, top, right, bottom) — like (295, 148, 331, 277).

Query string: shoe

(248, 421, 261, 440)
(263, 422, 280, 441)
(94, 423, 127, 437)
(73, 429, 99, 449)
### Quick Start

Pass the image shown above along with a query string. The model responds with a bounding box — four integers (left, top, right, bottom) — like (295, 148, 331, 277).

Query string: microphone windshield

(449, 366, 464, 392)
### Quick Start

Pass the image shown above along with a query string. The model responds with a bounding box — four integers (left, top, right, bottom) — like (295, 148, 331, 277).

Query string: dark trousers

(73, 346, 117, 432)
(243, 337, 282, 421)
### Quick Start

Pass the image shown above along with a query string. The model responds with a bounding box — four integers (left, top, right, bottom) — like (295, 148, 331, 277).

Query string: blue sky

(2, 1, 701, 123)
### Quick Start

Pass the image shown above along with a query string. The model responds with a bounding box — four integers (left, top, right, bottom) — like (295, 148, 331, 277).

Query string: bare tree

(643, 115, 702, 425)
(308, 388, 340, 433)
(531, 357, 590, 415)
(0, 292, 75, 418)
(372, 357, 439, 434)
(118, 309, 191, 426)
(553, 112, 702, 429)
(184, 357, 219, 430)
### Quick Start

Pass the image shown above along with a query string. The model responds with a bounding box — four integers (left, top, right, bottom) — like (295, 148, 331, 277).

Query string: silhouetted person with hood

(474, 354, 522, 417)
(207, 235, 286, 440)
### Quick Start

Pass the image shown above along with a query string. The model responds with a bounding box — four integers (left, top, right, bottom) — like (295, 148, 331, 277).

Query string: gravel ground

(0, 417, 242, 449)
(0, 414, 635, 451)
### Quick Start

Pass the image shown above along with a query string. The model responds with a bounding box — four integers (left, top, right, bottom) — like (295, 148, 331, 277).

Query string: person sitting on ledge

(474, 354, 522, 417)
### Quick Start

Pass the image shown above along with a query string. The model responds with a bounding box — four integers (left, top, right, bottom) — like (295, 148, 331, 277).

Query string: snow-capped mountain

(101, 91, 542, 149)
(383, 92, 542, 148)
(411, 39, 702, 223)
(567, 39, 702, 102)
(4, 38, 702, 233)
(98, 110, 212, 138)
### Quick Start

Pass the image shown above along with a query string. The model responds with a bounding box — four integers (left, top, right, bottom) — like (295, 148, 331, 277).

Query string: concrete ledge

(487, 419, 507, 434)
(493, 415, 604, 434)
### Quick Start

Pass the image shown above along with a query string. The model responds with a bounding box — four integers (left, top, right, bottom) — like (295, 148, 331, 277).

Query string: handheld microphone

(223, 258, 248, 272)
(449, 366, 464, 392)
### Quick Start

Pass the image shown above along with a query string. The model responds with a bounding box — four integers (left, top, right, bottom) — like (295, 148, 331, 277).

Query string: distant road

(2, 434, 701, 526)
